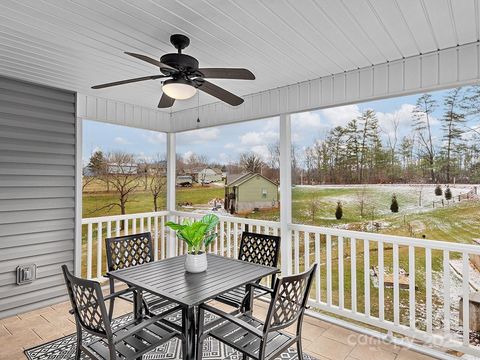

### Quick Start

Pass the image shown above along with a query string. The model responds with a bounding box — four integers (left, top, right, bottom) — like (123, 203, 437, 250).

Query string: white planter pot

(185, 252, 208, 273)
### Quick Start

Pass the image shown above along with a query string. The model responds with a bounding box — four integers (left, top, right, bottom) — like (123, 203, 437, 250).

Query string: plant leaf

(200, 214, 219, 233)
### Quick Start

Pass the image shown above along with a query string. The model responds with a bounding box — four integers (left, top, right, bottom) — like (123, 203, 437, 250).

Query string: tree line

(298, 86, 480, 185)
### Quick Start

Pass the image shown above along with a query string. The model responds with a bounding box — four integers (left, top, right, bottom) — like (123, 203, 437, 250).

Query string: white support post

(279, 113, 292, 275)
(166, 132, 176, 258)
(74, 117, 83, 276)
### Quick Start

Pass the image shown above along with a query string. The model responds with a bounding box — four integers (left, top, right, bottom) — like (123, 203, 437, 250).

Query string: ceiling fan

(92, 34, 255, 108)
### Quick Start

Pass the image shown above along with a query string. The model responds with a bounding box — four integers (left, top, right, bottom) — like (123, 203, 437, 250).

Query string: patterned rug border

(24, 313, 317, 360)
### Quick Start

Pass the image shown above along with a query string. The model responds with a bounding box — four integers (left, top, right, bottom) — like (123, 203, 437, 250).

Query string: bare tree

(355, 185, 369, 217)
(239, 152, 264, 173)
(97, 152, 141, 215)
(149, 155, 166, 212)
(382, 112, 400, 181)
(306, 194, 321, 222)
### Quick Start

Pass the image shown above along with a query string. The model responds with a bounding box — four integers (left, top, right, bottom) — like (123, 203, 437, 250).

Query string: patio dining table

(107, 253, 279, 360)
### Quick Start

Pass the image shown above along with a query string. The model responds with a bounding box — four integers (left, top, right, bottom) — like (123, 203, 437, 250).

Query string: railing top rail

(170, 210, 280, 228)
(290, 223, 480, 254)
(82, 211, 169, 224)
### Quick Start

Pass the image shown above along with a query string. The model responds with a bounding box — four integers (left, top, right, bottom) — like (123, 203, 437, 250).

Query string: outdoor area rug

(25, 313, 317, 360)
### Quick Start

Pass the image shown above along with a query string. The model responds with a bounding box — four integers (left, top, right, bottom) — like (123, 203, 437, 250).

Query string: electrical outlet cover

(16, 264, 36, 285)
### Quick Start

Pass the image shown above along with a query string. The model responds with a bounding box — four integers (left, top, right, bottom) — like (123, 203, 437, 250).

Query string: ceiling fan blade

(197, 80, 244, 106)
(91, 75, 167, 89)
(124, 52, 177, 72)
(158, 93, 175, 108)
(198, 68, 255, 80)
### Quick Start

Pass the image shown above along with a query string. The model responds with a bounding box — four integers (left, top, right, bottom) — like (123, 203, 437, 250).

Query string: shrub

(445, 186, 452, 200)
(435, 184, 442, 196)
(335, 201, 343, 220)
(390, 194, 399, 213)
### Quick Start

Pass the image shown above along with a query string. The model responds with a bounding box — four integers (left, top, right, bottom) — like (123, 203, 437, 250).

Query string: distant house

(224, 172, 279, 213)
(197, 167, 223, 184)
(107, 163, 138, 174)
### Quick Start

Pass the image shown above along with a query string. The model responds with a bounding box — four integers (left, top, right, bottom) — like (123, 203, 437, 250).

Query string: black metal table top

(108, 254, 279, 307)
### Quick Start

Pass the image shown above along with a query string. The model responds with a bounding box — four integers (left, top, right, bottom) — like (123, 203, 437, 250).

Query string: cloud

(292, 111, 323, 129)
(224, 143, 236, 149)
(179, 128, 220, 144)
(144, 131, 166, 144)
(320, 104, 362, 126)
(239, 131, 278, 146)
(250, 145, 270, 160)
(113, 136, 130, 145)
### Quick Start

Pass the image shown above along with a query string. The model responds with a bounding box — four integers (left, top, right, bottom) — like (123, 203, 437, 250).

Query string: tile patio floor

(0, 298, 437, 360)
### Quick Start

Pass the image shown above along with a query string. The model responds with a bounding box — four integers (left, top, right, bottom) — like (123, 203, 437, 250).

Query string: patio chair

(197, 264, 317, 360)
(214, 231, 280, 310)
(105, 232, 177, 319)
(61, 265, 185, 360)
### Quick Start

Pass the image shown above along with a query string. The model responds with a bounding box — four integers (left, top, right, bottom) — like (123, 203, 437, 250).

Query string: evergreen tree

(88, 150, 107, 176)
(390, 194, 399, 213)
(335, 201, 343, 220)
(442, 88, 466, 183)
(445, 186, 452, 200)
(434, 184, 443, 196)
(412, 94, 437, 182)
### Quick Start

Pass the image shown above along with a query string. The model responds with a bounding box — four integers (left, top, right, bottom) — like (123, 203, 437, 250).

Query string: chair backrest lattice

(61, 265, 111, 337)
(238, 232, 280, 268)
(105, 232, 154, 272)
(265, 264, 317, 332)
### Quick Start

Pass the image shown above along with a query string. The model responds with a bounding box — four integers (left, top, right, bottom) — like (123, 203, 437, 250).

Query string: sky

(83, 87, 479, 166)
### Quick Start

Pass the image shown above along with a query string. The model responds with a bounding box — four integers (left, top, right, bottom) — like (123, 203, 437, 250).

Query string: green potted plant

(166, 214, 219, 273)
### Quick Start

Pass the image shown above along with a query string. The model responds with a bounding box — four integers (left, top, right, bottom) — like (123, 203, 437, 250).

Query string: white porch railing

(81, 211, 480, 357)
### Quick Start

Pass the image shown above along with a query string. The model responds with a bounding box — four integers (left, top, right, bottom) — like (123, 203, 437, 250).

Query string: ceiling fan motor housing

(160, 53, 199, 75)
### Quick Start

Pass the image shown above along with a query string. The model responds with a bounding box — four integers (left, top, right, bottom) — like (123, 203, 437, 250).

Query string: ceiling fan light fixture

(162, 79, 197, 100)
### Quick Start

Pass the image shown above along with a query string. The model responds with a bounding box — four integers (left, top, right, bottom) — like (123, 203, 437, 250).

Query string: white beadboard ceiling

(0, 0, 479, 112)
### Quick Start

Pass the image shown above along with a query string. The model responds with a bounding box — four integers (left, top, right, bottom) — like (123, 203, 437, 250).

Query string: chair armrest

(68, 287, 136, 315)
(104, 287, 135, 301)
(200, 303, 264, 338)
(249, 282, 274, 295)
(113, 305, 183, 344)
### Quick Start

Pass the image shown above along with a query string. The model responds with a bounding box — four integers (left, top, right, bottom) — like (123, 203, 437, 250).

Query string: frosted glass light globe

(162, 79, 197, 100)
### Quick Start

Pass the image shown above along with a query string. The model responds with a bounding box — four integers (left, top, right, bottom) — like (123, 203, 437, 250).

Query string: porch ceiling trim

(171, 41, 480, 132)
(76, 94, 172, 132)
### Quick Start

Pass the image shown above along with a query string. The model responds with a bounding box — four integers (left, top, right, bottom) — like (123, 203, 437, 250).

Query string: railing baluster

(315, 232, 320, 303)
(96, 221, 102, 279)
(351, 237, 357, 313)
(294, 230, 300, 273)
(147, 216, 151, 233)
(338, 236, 344, 310)
(326, 234, 332, 306)
(140, 217, 144, 233)
(378, 240, 384, 321)
(154, 216, 159, 260)
(220, 221, 225, 257)
(463, 253, 470, 346)
(161, 216, 165, 259)
(124, 219, 129, 236)
(132, 218, 137, 234)
(233, 222, 238, 257)
(426, 247, 432, 334)
(304, 231, 310, 272)
(443, 250, 450, 334)
(226, 221, 231, 258)
(364, 239, 370, 317)
(393, 243, 399, 326)
(115, 219, 120, 237)
(409, 245, 416, 330)
(87, 223, 93, 279)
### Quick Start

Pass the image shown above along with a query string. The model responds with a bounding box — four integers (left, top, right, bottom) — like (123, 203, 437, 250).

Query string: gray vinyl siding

(0, 76, 76, 319)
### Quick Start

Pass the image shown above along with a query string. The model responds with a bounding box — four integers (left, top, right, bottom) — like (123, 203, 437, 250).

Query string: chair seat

(120, 289, 177, 315)
(208, 314, 295, 360)
(86, 316, 177, 360)
(215, 285, 271, 308)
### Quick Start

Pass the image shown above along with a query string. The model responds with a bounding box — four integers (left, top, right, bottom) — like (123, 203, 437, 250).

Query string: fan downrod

(170, 34, 190, 53)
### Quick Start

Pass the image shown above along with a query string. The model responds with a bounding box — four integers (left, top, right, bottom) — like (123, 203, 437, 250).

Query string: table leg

(183, 306, 196, 360)
(133, 289, 143, 320)
(245, 283, 254, 314)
